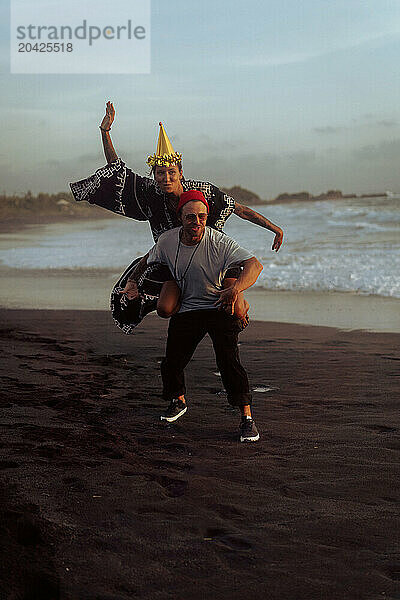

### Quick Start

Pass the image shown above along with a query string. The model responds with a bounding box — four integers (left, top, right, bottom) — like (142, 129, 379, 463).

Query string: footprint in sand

(382, 564, 400, 582)
(0, 460, 19, 470)
(363, 424, 397, 434)
(151, 459, 193, 472)
(146, 473, 188, 498)
(98, 446, 124, 459)
(15, 514, 43, 547)
(203, 527, 253, 552)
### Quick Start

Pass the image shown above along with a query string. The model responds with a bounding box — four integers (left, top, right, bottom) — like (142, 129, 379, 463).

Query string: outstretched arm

(100, 101, 118, 164)
(234, 202, 283, 252)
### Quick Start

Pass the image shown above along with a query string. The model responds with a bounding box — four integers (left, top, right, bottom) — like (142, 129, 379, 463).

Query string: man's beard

(182, 225, 205, 244)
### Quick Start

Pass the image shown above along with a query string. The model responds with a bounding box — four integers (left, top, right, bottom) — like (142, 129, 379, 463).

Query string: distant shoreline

(221, 185, 391, 206)
(263, 191, 390, 206)
(0, 188, 393, 232)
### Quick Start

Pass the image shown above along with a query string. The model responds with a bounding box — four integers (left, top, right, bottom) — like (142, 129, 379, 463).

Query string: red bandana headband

(176, 190, 209, 214)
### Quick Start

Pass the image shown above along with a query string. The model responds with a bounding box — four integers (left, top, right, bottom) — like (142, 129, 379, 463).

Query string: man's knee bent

(157, 305, 175, 318)
(158, 281, 181, 318)
(157, 298, 180, 318)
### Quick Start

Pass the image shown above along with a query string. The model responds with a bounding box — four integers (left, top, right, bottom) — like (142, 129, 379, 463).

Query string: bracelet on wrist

(99, 126, 111, 132)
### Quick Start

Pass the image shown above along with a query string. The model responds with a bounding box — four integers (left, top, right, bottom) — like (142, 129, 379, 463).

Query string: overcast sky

(1, 0, 400, 198)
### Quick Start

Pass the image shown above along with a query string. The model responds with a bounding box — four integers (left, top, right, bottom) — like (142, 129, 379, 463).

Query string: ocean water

(1, 196, 399, 298)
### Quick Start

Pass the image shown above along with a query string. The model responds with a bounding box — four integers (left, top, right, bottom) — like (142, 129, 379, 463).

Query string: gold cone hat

(147, 122, 182, 168)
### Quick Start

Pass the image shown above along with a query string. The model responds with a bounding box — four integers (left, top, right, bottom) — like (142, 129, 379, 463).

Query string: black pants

(161, 309, 252, 407)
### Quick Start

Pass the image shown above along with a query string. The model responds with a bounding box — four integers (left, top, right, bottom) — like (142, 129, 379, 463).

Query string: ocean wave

(1, 197, 399, 299)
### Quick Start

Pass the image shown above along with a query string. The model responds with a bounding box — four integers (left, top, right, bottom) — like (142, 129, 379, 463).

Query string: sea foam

(1, 196, 399, 298)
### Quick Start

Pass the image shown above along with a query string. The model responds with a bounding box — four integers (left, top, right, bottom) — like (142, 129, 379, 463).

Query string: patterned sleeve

(207, 183, 236, 231)
(69, 157, 153, 222)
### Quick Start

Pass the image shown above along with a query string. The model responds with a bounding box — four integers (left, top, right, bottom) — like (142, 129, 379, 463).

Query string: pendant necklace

(173, 228, 202, 283)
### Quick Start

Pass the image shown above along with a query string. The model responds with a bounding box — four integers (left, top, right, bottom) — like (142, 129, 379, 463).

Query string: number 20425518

(18, 43, 73, 52)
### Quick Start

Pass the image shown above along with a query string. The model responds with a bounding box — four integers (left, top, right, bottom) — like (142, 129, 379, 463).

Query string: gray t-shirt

(147, 226, 254, 313)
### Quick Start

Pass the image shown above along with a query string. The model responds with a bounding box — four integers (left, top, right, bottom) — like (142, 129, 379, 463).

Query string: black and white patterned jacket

(70, 158, 235, 242)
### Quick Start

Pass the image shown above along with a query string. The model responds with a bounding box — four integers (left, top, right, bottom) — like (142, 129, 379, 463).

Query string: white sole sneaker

(240, 433, 260, 442)
(160, 406, 187, 423)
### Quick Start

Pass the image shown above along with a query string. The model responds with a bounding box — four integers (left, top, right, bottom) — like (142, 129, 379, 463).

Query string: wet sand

(1, 266, 400, 332)
(0, 308, 399, 599)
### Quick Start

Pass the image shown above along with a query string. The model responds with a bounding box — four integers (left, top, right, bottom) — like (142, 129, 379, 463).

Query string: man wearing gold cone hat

(69, 101, 283, 333)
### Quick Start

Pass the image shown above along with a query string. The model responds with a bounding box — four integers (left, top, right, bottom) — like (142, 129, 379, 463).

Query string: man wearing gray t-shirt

(123, 190, 263, 442)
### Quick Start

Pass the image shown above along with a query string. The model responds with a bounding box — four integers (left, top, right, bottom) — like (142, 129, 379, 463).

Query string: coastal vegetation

(222, 186, 388, 205)
(0, 187, 389, 227)
(0, 190, 107, 226)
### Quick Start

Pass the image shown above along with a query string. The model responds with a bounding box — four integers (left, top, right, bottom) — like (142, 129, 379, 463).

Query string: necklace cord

(173, 229, 202, 283)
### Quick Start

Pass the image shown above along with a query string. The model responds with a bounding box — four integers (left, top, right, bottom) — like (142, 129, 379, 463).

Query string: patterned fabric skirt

(110, 258, 173, 335)
(111, 260, 242, 335)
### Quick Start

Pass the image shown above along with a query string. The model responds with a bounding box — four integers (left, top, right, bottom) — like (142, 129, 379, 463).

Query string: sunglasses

(183, 213, 208, 222)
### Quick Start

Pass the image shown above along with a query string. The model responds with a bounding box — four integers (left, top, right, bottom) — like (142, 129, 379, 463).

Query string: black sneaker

(160, 399, 187, 423)
(239, 416, 260, 442)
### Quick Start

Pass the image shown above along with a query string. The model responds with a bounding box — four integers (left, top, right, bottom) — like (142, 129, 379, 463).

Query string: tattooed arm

(234, 202, 284, 252)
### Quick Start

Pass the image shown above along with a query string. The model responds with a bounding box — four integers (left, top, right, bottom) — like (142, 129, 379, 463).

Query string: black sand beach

(0, 309, 399, 599)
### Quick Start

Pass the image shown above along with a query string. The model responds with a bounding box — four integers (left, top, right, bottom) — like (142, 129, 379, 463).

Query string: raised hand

(100, 101, 115, 130)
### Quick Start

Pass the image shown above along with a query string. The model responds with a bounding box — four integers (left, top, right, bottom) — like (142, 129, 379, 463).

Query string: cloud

(286, 150, 316, 164)
(313, 126, 344, 135)
(46, 159, 61, 167)
(233, 31, 400, 68)
(313, 118, 398, 135)
(237, 52, 316, 68)
(189, 149, 322, 197)
(2, 138, 400, 197)
(354, 138, 400, 160)
(376, 120, 398, 128)
(362, 114, 399, 127)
